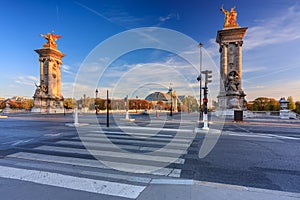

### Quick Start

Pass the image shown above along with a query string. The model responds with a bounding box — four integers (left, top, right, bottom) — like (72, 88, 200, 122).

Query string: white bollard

(202, 113, 209, 130)
(74, 108, 79, 125)
(125, 110, 130, 120)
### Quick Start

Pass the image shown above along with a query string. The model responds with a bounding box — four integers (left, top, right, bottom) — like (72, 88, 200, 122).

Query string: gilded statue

(220, 6, 239, 28)
(40, 32, 62, 49)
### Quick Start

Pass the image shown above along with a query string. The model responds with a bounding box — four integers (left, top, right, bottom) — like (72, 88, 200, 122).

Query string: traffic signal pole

(201, 70, 212, 130)
(202, 84, 209, 130)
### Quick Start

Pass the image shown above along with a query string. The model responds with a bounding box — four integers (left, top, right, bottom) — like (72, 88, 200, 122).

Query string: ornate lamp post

(169, 83, 173, 116)
(83, 94, 86, 109)
(95, 89, 98, 114)
(197, 43, 203, 121)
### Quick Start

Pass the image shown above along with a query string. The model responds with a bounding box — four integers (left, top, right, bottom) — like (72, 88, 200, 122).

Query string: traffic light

(206, 74, 212, 84)
(197, 75, 201, 82)
(203, 87, 208, 95)
(203, 97, 208, 114)
(201, 70, 213, 84)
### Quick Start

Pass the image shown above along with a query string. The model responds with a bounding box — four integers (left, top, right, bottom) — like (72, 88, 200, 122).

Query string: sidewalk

(138, 179, 300, 200)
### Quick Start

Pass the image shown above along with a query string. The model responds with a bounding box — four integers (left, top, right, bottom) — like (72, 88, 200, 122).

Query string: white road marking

(90, 130, 173, 138)
(44, 133, 62, 137)
(151, 179, 193, 185)
(268, 134, 300, 140)
(11, 139, 34, 146)
(87, 132, 193, 142)
(78, 136, 190, 147)
(8, 152, 108, 169)
(35, 145, 185, 164)
(56, 140, 187, 154)
(117, 126, 193, 133)
(228, 133, 273, 139)
(0, 165, 145, 199)
(227, 132, 300, 140)
(8, 152, 182, 177)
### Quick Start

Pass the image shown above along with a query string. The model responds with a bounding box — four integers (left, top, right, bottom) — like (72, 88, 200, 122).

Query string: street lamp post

(197, 43, 203, 121)
(83, 94, 86, 111)
(136, 96, 138, 113)
(106, 90, 109, 127)
(95, 89, 98, 114)
(169, 83, 173, 116)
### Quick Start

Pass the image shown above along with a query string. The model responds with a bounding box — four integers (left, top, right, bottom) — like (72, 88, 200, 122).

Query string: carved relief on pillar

(236, 41, 243, 46)
(227, 44, 236, 69)
(219, 42, 229, 53)
(225, 71, 240, 93)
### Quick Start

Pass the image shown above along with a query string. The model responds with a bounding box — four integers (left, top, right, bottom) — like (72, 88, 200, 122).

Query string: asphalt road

(0, 112, 299, 199)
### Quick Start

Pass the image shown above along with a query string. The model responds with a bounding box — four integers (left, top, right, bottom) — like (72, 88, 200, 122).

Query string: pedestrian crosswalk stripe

(76, 136, 190, 147)
(117, 126, 194, 133)
(86, 132, 193, 143)
(8, 152, 182, 177)
(56, 140, 187, 154)
(35, 145, 185, 164)
(0, 165, 146, 199)
(8, 152, 109, 169)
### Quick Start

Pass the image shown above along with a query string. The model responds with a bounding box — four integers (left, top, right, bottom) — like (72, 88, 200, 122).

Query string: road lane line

(0, 165, 145, 199)
(228, 133, 273, 138)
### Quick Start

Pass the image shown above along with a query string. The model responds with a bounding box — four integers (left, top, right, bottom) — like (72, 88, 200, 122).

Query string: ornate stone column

(216, 27, 248, 111)
(32, 32, 65, 113)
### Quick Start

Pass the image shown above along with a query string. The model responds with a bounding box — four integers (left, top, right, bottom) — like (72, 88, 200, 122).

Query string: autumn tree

(287, 96, 296, 111)
(153, 101, 164, 110)
(64, 98, 77, 109)
(94, 98, 106, 110)
(8, 100, 20, 109)
(0, 101, 6, 110)
(181, 96, 199, 112)
(295, 101, 300, 114)
(252, 97, 280, 111)
(21, 99, 34, 110)
(265, 98, 280, 111)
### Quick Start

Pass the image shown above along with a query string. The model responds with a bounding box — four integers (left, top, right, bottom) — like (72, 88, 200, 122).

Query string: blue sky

(1, 0, 300, 101)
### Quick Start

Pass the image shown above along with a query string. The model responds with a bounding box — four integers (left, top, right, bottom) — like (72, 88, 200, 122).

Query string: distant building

(11, 96, 33, 101)
(145, 88, 178, 112)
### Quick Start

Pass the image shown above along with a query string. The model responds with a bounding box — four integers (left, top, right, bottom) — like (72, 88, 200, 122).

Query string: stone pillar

(48, 58, 53, 96)
(32, 35, 65, 113)
(220, 42, 228, 93)
(237, 41, 243, 91)
(39, 58, 44, 85)
(57, 61, 62, 97)
(216, 27, 248, 112)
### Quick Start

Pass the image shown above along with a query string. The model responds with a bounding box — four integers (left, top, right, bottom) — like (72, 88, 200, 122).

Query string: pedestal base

(217, 92, 247, 111)
(280, 110, 290, 119)
(32, 95, 64, 114)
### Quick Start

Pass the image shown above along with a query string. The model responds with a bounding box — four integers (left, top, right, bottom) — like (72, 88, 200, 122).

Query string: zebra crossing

(0, 125, 196, 199)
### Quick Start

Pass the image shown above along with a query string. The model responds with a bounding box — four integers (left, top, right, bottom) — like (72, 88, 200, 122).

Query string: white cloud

(157, 13, 179, 26)
(245, 80, 300, 101)
(244, 6, 300, 50)
(15, 76, 38, 86)
(61, 65, 74, 74)
(243, 66, 267, 73)
(205, 38, 219, 59)
(159, 13, 179, 22)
